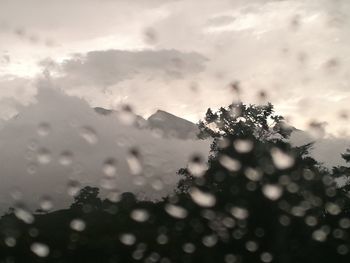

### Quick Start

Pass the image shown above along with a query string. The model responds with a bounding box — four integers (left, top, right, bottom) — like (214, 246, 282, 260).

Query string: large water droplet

(127, 149, 143, 175)
(187, 155, 207, 177)
(244, 167, 262, 181)
(131, 209, 150, 222)
(164, 204, 188, 219)
(31, 242, 50, 257)
(103, 158, 117, 177)
(70, 219, 86, 232)
(39, 196, 53, 211)
(4, 237, 16, 247)
(119, 233, 136, 246)
(312, 229, 327, 242)
(37, 148, 51, 164)
(271, 148, 294, 170)
(202, 234, 218, 247)
(67, 180, 81, 197)
(262, 184, 283, 201)
(190, 188, 216, 208)
(117, 105, 136, 126)
(15, 206, 34, 224)
(233, 139, 253, 153)
(37, 122, 51, 137)
(219, 155, 241, 172)
(231, 206, 249, 220)
(59, 151, 73, 166)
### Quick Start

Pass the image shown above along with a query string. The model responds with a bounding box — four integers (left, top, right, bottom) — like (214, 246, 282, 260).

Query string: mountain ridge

(94, 107, 199, 140)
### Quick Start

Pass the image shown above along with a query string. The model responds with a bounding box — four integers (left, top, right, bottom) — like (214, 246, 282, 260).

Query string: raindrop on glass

(188, 155, 207, 177)
(59, 151, 74, 166)
(262, 184, 283, 201)
(31, 242, 50, 257)
(70, 219, 86, 232)
(233, 139, 253, 153)
(271, 148, 294, 170)
(164, 204, 188, 219)
(39, 196, 53, 211)
(37, 148, 51, 164)
(131, 209, 150, 222)
(119, 233, 136, 246)
(37, 122, 51, 137)
(67, 180, 81, 197)
(219, 155, 241, 172)
(103, 158, 117, 177)
(127, 149, 143, 175)
(79, 126, 98, 145)
(190, 188, 216, 208)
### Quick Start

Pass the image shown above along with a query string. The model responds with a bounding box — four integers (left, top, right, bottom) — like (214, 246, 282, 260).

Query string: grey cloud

(52, 49, 208, 86)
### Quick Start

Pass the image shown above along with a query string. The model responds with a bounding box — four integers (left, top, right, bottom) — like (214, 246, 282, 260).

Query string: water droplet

(157, 234, 168, 244)
(117, 105, 136, 126)
(37, 148, 51, 164)
(246, 240, 259, 252)
(337, 245, 349, 255)
(305, 216, 318, 227)
(131, 209, 150, 222)
(27, 139, 38, 151)
(67, 180, 81, 197)
(151, 179, 164, 191)
(219, 155, 241, 172)
(31, 242, 50, 257)
(339, 218, 350, 229)
(133, 175, 146, 186)
(107, 190, 121, 203)
(70, 219, 86, 232)
(100, 177, 118, 190)
(183, 243, 196, 253)
(279, 215, 291, 226)
(127, 149, 143, 175)
(103, 158, 117, 177)
(231, 207, 249, 220)
(325, 202, 341, 215)
(244, 168, 262, 181)
(4, 237, 16, 247)
(165, 204, 188, 219)
(37, 122, 51, 136)
(260, 252, 273, 262)
(188, 155, 207, 177)
(312, 229, 327, 242)
(202, 234, 218, 247)
(271, 148, 294, 170)
(39, 196, 53, 211)
(27, 163, 38, 175)
(119, 233, 136, 246)
(15, 206, 34, 224)
(59, 151, 73, 166)
(190, 188, 216, 207)
(225, 254, 238, 263)
(233, 139, 253, 153)
(80, 126, 98, 145)
(262, 184, 283, 201)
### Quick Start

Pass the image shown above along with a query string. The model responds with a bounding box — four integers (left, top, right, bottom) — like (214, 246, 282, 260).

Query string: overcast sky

(0, 0, 350, 137)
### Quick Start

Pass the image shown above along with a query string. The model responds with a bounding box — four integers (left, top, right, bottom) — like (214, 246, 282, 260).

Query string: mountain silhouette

(94, 107, 198, 140)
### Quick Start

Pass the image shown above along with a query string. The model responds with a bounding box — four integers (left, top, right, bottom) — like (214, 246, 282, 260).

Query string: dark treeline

(1, 102, 350, 263)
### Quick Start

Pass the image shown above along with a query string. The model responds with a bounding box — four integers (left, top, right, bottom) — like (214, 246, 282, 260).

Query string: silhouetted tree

(332, 148, 350, 192)
(70, 186, 102, 211)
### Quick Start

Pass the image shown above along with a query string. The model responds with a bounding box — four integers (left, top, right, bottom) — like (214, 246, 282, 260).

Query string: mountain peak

(94, 107, 199, 140)
(148, 110, 198, 140)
